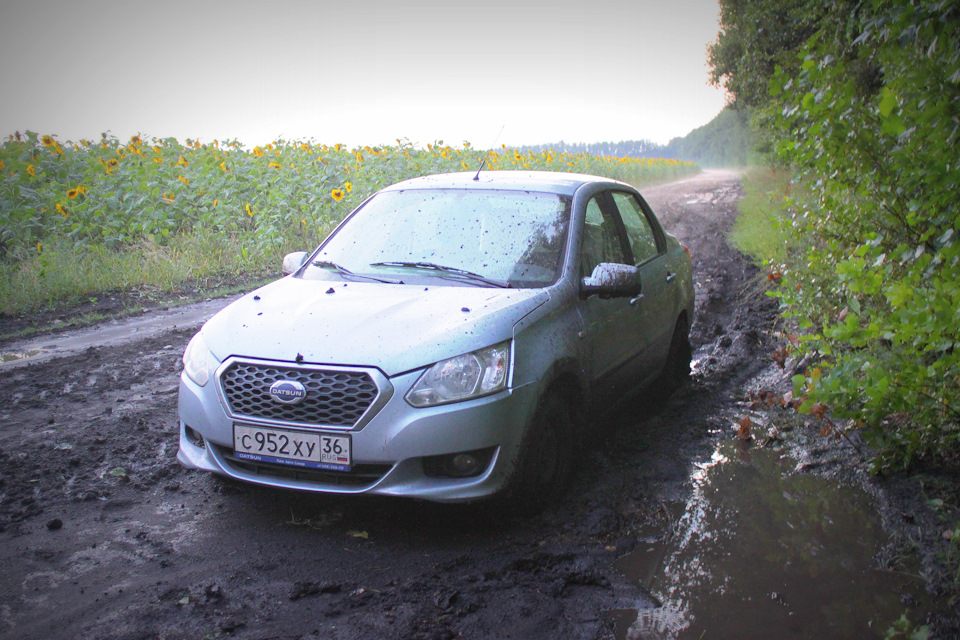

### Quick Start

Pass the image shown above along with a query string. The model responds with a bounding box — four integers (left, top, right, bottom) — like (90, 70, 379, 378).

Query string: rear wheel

(501, 389, 574, 515)
(656, 315, 691, 397)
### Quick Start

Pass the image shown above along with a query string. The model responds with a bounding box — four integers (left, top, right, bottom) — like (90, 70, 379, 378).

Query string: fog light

(451, 453, 479, 475)
(422, 447, 497, 479)
(184, 425, 205, 449)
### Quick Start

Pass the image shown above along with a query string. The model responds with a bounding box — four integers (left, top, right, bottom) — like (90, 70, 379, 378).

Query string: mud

(0, 170, 955, 639)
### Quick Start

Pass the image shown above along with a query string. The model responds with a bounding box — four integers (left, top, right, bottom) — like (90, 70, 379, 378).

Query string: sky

(0, 0, 729, 149)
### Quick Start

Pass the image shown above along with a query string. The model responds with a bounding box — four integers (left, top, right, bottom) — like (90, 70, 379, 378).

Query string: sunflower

(130, 135, 142, 145)
(67, 188, 79, 198)
(41, 135, 54, 146)
(26, 164, 35, 176)
(178, 175, 189, 185)
(220, 161, 227, 172)
(107, 158, 119, 167)
(344, 181, 353, 193)
(57, 203, 67, 216)
(331, 188, 345, 202)
(268, 162, 281, 170)
(245, 203, 253, 216)
(252, 147, 264, 158)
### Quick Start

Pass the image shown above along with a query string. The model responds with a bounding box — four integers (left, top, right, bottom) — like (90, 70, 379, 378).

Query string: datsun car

(177, 171, 694, 510)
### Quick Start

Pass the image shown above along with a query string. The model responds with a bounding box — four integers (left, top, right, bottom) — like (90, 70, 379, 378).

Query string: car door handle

(630, 294, 644, 305)
(666, 272, 676, 283)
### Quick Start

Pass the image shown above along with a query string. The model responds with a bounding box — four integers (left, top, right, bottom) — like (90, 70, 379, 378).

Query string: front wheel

(500, 389, 574, 515)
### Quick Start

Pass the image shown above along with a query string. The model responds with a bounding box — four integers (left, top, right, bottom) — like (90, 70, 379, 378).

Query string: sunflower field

(0, 131, 697, 316)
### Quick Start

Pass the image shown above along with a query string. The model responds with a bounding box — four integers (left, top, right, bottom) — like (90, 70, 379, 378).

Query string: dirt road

(0, 170, 785, 639)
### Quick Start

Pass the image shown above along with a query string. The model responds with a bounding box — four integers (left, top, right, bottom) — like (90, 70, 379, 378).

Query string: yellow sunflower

(331, 188, 345, 202)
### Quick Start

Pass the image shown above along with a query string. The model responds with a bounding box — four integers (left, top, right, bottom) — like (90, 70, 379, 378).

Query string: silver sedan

(177, 171, 694, 510)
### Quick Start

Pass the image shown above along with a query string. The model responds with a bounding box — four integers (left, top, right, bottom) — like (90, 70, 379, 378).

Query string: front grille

(220, 447, 390, 487)
(220, 361, 378, 427)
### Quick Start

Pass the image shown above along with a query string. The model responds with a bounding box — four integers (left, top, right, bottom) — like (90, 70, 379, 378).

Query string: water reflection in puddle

(612, 440, 931, 639)
(0, 348, 47, 363)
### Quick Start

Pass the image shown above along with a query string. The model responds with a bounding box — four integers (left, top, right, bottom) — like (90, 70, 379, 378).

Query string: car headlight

(182, 332, 215, 387)
(405, 341, 511, 407)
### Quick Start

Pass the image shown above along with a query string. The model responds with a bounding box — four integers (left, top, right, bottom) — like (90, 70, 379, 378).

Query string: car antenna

(473, 124, 505, 181)
(472, 159, 487, 181)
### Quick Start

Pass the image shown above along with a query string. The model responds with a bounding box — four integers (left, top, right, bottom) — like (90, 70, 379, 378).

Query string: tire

(500, 389, 575, 515)
(656, 315, 692, 398)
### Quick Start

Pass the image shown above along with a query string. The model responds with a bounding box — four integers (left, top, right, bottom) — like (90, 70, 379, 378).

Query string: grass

(729, 166, 796, 266)
(0, 225, 332, 318)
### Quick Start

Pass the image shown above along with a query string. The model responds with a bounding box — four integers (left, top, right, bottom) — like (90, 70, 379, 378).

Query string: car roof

(379, 170, 632, 197)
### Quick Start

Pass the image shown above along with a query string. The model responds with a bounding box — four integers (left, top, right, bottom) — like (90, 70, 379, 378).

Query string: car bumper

(176, 368, 539, 502)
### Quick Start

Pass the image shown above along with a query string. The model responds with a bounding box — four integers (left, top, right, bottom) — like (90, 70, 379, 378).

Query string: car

(177, 170, 694, 510)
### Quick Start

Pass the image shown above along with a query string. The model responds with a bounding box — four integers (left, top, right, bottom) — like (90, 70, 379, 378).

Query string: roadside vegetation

(0, 134, 697, 319)
(710, 0, 960, 474)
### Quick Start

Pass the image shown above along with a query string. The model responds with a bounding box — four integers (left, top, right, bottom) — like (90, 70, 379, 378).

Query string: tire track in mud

(0, 170, 779, 640)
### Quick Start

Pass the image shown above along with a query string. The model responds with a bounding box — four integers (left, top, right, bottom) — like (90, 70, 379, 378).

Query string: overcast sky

(0, 0, 728, 149)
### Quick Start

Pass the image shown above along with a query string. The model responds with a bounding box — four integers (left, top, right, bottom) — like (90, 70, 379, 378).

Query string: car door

(608, 190, 674, 381)
(576, 192, 647, 401)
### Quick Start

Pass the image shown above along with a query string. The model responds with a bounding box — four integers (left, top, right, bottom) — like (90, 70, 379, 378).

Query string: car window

(611, 191, 660, 265)
(581, 195, 628, 277)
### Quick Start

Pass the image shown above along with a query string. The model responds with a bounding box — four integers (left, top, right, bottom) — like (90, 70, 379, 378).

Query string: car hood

(200, 277, 550, 377)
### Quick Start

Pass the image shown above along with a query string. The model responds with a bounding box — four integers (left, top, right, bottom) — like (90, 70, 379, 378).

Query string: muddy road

(0, 170, 933, 639)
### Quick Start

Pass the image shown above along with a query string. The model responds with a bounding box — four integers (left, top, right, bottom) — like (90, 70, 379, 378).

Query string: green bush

(730, 0, 960, 471)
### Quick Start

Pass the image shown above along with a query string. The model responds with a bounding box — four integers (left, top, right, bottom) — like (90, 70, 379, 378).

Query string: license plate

(233, 424, 351, 472)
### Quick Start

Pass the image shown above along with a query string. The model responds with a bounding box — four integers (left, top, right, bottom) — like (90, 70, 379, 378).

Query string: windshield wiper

(370, 261, 510, 288)
(313, 260, 403, 285)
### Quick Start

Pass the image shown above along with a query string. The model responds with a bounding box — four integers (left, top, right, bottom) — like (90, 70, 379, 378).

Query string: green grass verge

(0, 226, 330, 318)
(729, 167, 796, 266)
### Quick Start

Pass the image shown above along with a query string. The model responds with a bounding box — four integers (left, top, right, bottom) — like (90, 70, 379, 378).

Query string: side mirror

(580, 263, 642, 298)
(282, 251, 308, 275)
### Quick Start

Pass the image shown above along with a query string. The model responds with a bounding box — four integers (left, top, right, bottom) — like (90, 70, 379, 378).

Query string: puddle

(611, 440, 933, 639)
(0, 348, 47, 363)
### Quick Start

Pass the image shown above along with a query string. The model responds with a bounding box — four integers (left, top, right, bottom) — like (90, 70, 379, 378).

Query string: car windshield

(308, 188, 572, 288)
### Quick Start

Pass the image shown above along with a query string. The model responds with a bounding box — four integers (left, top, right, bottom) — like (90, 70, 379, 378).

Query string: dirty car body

(177, 171, 694, 506)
